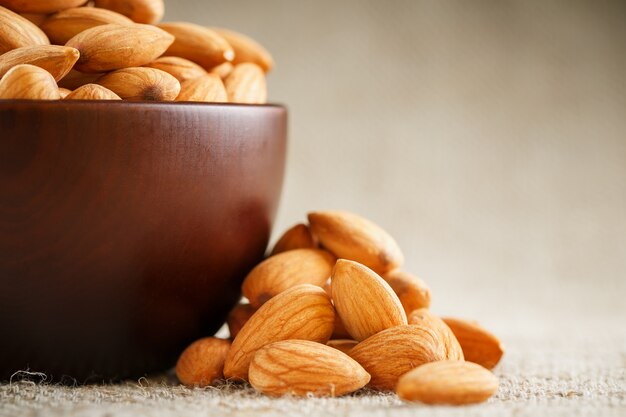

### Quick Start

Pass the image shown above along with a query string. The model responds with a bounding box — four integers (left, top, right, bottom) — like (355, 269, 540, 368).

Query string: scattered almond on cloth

(176, 210, 505, 406)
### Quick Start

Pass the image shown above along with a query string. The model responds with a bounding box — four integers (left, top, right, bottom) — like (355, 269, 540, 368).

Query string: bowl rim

(0, 99, 286, 110)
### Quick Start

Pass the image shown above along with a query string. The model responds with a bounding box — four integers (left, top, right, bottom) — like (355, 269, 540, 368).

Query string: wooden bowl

(0, 101, 287, 382)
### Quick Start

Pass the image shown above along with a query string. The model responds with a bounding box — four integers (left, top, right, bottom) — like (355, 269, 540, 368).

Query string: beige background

(166, 0, 626, 336)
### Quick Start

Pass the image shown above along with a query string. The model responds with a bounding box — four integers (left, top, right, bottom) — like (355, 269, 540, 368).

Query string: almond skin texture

(41, 6, 133, 45)
(158, 22, 234, 69)
(224, 63, 267, 104)
(212, 28, 274, 72)
(331, 259, 406, 341)
(0, 0, 87, 14)
(57, 69, 101, 89)
(383, 270, 431, 315)
(0, 64, 60, 99)
(242, 248, 336, 308)
(249, 340, 370, 397)
(66, 24, 174, 73)
(442, 318, 504, 369)
(408, 308, 464, 361)
(308, 211, 404, 274)
(270, 223, 317, 255)
(96, 67, 180, 101)
(227, 303, 256, 340)
(223, 284, 335, 381)
(326, 339, 358, 355)
(0, 6, 49, 54)
(144, 56, 207, 83)
(65, 83, 121, 100)
(349, 324, 448, 391)
(94, 0, 164, 24)
(176, 73, 227, 102)
(175, 337, 231, 387)
(0, 45, 79, 81)
(396, 360, 498, 405)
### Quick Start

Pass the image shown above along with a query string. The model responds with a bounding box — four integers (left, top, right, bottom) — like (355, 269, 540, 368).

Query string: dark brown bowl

(0, 100, 287, 382)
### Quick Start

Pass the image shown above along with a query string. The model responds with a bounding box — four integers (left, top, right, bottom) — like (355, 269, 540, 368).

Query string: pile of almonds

(0, 0, 271, 102)
(176, 211, 505, 405)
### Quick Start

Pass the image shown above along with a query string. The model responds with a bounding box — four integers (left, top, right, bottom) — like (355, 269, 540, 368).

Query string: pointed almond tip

(307, 210, 328, 221)
(335, 258, 350, 266)
(66, 46, 80, 57)
(332, 258, 357, 274)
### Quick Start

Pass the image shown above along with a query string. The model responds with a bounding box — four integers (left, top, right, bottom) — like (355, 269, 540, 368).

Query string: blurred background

(168, 0, 626, 337)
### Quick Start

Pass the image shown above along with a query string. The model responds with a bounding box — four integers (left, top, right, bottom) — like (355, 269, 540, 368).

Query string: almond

(242, 248, 336, 308)
(396, 360, 498, 405)
(227, 303, 256, 340)
(0, 63, 60, 99)
(270, 223, 317, 255)
(212, 28, 274, 72)
(175, 337, 231, 387)
(331, 259, 406, 341)
(20, 13, 48, 26)
(65, 83, 121, 100)
(326, 339, 358, 355)
(96, 67, 180, 101)
(322, 278, 355, 339)
(223, 284, 334, 381)
(0, 45, 79, 81)
(224, 63, 267, 104)
(66, 24, 174, 73)
(408, 308, 463, 360)
(176, 73, 227, 103)
(0, 0, 87, 14)
(442, 317, 504, 369)
(308, 211, 404, 274)
(383, 270, 431, 315)
(41, 6, 133, 45)
(144, 56, 207, 83)
(0, 5, 49, 54)
(158, 22, 234, 69)
(94, 0, 164, 24)
(57, 69, 101, 89)
(348, 324, 448, 390)
(210, 62, 233, 80)
(58, 87, 71, 98)
(249, 340, 370, 397)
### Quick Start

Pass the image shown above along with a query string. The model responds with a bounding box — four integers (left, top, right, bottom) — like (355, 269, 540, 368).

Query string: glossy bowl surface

(0, 100, 287, 381)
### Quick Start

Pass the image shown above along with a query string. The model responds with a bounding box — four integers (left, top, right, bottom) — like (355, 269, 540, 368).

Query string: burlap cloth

(2, 319, 625, 417)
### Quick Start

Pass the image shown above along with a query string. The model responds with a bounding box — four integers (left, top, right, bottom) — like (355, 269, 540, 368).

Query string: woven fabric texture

(2, 331, 625, 417)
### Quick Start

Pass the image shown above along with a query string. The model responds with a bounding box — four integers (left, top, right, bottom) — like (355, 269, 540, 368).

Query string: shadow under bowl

(0, 100, 287, 382)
